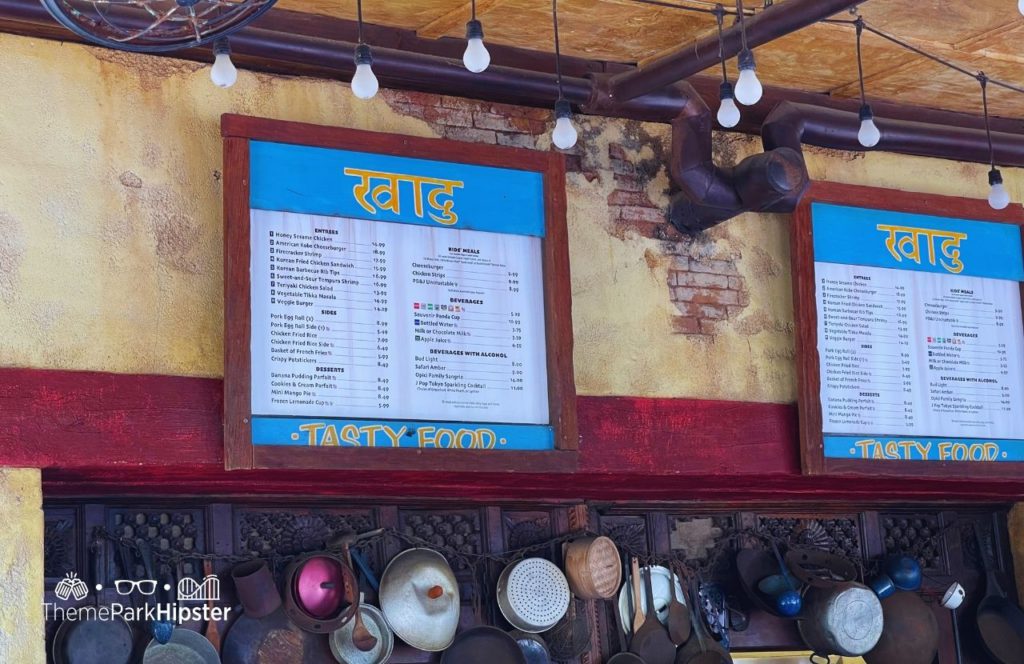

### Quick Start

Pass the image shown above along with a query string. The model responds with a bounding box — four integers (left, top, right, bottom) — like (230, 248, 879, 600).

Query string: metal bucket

(798, 582, 883, 657)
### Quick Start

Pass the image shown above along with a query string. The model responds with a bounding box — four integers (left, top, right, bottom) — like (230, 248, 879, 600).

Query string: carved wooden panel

(44, 508, 77, 585)
(757, 515, 862, 560)
(399, 509, 483, 573)
(880, 513, 946, 572)
(107, 507, 206, 578)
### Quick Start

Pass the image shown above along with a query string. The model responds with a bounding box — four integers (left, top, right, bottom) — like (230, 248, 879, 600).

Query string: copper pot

(563, 536, 621, 600)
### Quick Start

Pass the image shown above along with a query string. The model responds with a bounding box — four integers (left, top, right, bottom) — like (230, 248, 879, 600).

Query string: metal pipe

(605, 0, 860, 103)
(763, 101, 1024, 168)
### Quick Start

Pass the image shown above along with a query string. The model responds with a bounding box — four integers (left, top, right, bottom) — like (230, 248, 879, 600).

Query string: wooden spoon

(629, 567, 677, 664)
(630, 558, 645, 635)
(343, 543, 378, 652)
(202, 559, 221, 653)
(666, 562, 691, 646)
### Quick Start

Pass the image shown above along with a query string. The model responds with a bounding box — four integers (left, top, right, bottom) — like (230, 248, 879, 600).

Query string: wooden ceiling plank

(417, 0, 505, 39)
(827, 56, 932, 98)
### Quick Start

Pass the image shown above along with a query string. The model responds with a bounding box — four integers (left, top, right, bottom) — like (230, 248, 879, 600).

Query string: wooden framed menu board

(793, 182, 1024, 479)
(221, 115, 577, 471)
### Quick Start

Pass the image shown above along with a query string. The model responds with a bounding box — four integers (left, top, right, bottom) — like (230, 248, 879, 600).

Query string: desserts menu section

(249, 209, 549, 426)
(810, 203, 1024, 463)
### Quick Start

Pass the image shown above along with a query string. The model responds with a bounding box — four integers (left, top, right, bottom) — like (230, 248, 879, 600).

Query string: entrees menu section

(246, 140, 553, 450)
(813, 203, 1024, 463)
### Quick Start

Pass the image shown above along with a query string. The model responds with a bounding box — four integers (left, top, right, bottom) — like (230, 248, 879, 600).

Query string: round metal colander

(497, 558, 571, 634)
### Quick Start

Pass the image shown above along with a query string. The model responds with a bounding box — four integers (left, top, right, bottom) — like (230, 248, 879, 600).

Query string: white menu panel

(250, 209, 549, 425)
(816, 262, 1024, 439)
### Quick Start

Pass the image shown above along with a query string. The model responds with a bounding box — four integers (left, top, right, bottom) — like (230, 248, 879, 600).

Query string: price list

(249, 209, 549, 425)
(816, 262, 1024, 440)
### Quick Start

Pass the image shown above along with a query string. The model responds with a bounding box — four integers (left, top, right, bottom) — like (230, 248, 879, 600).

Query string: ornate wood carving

(880, 513, 945, 572)
(758, 515, 861, 559)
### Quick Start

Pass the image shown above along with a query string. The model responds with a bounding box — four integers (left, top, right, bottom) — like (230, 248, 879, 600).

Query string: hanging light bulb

(989, 168, 1011, 210)
(351, 43, 379, 99)
(857, 104, 881, 148)
(463, 0, 490, 73)
(735, 48, 763, 106)
(552, 99, 578, 150)
(718, 81, 740, 128)
(463, 21, 490, 72)
(852, 19, 880, 148)
(1019, 0, 1024, 17)
(210, 38, 237, 89)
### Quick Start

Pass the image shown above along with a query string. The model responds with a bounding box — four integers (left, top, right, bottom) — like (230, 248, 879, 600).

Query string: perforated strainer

(497, 558, 571, 634)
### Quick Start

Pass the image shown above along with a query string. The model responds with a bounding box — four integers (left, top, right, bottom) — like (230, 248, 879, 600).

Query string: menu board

(221, 118, 576, 469)
(808, 202, 1024, 465)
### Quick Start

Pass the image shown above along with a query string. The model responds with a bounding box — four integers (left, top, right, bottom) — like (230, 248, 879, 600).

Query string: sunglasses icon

(114, 579, 157, 596)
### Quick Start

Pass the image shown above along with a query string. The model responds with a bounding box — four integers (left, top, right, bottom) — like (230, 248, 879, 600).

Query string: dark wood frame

(221, 114, 578, 472)
(792, 181, 1024, 479)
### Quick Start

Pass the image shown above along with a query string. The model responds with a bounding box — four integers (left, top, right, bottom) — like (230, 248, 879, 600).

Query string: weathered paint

(0, 33, 1018, 406)
(0, 468, 43, 663)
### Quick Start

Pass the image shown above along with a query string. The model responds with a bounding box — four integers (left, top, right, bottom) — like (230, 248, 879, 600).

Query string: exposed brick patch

(667, 256, 750, 337)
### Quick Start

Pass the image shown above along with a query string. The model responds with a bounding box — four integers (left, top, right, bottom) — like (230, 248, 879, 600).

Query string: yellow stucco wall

(0, 33, 1017, 404)
(0, 468, 44, 663)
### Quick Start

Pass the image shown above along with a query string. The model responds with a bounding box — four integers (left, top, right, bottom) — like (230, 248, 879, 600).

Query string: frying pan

(52, 539, 135, 664)
(143, 629, 220, 664)
(974, 525, 1024, 664)
(676, 581, 732, 664)
(441, 626, 527, 664)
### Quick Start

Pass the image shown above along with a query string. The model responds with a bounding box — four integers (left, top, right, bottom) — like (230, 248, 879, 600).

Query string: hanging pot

(283, 552, 359, 633)
(496, 558, 571, 634)
(864, 592, 938, 664)
(797, 581, 883, 658)
(231, 560, 281, 619)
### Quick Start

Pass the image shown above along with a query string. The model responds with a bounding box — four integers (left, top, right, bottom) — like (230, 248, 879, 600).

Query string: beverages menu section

(812, 203, 1024, 463)
(245, 140, 554, 450)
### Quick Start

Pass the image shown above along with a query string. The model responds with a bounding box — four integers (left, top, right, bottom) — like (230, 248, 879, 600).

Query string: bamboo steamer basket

(563, 536, 622, 600)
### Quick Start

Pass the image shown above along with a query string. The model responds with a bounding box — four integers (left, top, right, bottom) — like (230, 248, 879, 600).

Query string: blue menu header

(250, 141, 546, 237)
(812, 203, 1024, 281)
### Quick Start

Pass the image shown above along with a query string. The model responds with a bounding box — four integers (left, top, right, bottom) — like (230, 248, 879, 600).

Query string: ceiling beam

(604, 0, 860, 103)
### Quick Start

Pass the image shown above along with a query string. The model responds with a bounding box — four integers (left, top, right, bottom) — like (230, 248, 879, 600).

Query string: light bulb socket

(738, 48, 756, 72)
(354, 43, 373, 66)
(554, 99, 572, 120)
(720, 80, 735, 100)
(989, 168, 1004, 186)
(858, 103, 874, 122)
(213, 37, 230, 56)
(466, 19, 484, 40)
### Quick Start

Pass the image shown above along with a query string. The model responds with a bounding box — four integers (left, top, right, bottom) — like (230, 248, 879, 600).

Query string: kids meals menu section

(245, 141, 553, 451)
(812, 203, 1024, 463)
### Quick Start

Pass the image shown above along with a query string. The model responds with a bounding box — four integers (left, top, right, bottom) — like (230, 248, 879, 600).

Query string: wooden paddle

(666, 562, 691, 646)
(630, 558, 645, 635)
(629, 567, 676, 664)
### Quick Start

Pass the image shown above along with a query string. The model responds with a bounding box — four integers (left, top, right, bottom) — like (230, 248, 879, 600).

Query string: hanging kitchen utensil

(340, 543, 377, 652)
(329, 602, 394, 664)
(617, 565, 686, 634)
(379, 548, 460, 652)
(231, 560, 281, 618)
(698, 582, 729, 648)
(497, 557, 571, 634)
(666, 562, 691, 646)
(563, 536, 622, 600)
(545, 597, 592, 661)
(283, 551, 359, 633)
(769, 541, 802, 618)
(863, 591, 938, 664)
(201, 560, 221, 653)
(143, 628, 221, 664)
(736, 549, 795, 619)
(785, 548, 857, 589)
(797, 580, 883, 658)
(509, 629, 552, 664)
(631, 558, 646, 634)
(629, 567, 676, 664)
(675, 580, 732, 664)
(221, 607, 336, 664)
(138, 539, 174, 644)
(52, 541, 136, 664)
(974, 524, 1024, 664)
(441, 626, 527, 664)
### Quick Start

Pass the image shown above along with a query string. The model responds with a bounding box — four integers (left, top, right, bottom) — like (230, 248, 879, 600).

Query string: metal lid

(499, 558, 570, 633)
(379, 548, 460, 652)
